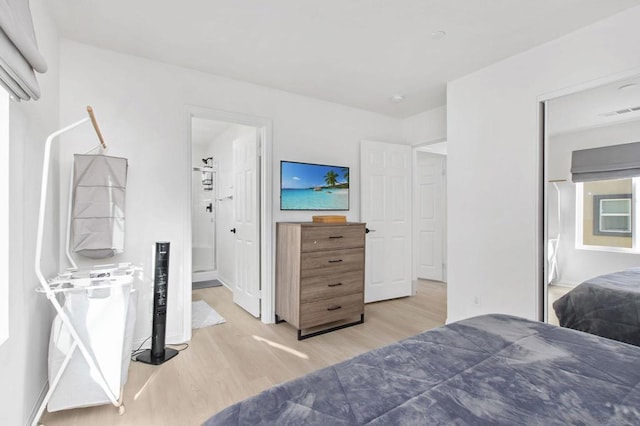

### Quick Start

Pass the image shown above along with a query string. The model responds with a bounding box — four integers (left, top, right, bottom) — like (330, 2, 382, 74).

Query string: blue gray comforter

(553, 267, 640, 346)
(205, 314, 640, 425)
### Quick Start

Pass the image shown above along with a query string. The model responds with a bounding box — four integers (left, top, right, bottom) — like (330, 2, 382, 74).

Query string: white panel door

(360, 140, 412, 303)
(415, 153, 444, 281)
(232, 136, 260, 317)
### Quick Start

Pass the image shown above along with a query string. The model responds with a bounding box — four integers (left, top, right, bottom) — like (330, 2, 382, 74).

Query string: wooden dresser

(275, 222, 365, 339)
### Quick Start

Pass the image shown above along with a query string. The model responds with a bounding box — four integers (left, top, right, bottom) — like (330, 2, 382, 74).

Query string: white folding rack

(32, 107, 136, 426)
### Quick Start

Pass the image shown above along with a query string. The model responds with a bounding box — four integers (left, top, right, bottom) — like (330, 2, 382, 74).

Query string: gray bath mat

(192, 300, 226, 329)
(192, 279, 223, 290)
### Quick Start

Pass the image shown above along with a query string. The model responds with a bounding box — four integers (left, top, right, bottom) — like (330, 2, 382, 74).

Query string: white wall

(447, 5, 640, 323)
(548, 120, 640, 286)
(0, 1, 60, 424)
(0, 90, 8, 347)
(402, 105, 447, 145)
(58, 40, 402, 345)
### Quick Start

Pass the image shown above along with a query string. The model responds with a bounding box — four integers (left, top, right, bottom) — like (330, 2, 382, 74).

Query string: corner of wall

(401, 105, 447, 145)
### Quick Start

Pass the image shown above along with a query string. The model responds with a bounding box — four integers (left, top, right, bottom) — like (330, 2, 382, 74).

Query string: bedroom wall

(447, 5, 640, 323)
(57, 39, 403, 345)
(548, 120, 640, 286)
(0, 0, 61, 424)
(402, 105, 447, 145)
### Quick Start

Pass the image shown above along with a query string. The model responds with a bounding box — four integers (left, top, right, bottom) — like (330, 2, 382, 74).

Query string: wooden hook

(86, 106, 107, 149)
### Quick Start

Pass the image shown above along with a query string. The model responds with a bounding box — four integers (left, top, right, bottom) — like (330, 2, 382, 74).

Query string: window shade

(571, 141, 640, 183)
(0, 0, 47, 101)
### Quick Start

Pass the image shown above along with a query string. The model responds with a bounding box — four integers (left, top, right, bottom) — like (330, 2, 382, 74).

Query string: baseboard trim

(192, 270, 218, 282)
(549, 281, 578, 288)
(215, 276, 232, 291)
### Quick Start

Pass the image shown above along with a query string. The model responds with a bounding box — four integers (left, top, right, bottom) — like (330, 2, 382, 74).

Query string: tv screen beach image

(281, 161, 349, 210)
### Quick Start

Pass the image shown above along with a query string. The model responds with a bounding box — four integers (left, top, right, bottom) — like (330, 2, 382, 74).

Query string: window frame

(575, 179, 640, 254)
(593, 194, 632, 236)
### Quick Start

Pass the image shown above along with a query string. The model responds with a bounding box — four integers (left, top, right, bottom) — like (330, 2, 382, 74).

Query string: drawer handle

(327, 305, 342, 311)
(328, 259, 343, 263)
(328, 283, 343, 287)
(329, 236, 344, 239)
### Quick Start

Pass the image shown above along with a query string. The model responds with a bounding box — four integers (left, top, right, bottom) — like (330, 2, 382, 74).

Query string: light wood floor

(547, 284, 571, 326)
(41, 280, 447, 426)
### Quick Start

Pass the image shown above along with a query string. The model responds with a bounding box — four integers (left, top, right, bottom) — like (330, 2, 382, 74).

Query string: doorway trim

(411, 140, 447, 284)
(185, 106, 274, 340)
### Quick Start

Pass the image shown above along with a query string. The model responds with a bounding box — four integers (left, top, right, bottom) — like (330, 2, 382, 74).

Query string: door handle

(365, 228, 376, 234)
(230, 228, 236, 234)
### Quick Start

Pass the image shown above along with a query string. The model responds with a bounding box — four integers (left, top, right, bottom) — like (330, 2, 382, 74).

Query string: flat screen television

(280, 160, 349, 211)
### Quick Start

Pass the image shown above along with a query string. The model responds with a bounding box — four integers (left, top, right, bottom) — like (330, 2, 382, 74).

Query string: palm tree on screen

(324, 170, 338, 187)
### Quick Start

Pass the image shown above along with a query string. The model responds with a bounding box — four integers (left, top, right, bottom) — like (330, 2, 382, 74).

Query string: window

(0, 88, 9, 345)
(594, 195, 632, 236)
(576, 178, 636, 251)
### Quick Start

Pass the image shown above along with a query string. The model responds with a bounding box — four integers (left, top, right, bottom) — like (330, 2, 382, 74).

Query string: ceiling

(548, 74, 640, 135)
(48, 0, 640, 118)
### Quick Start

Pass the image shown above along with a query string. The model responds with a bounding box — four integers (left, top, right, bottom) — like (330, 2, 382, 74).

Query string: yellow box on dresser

(275, 222, 366, 339)
(311, 215, 347, 223)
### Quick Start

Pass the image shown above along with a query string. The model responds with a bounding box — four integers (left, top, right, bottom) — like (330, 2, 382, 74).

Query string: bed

(553, 267, 640, 346)
(205, 314, 640, 425)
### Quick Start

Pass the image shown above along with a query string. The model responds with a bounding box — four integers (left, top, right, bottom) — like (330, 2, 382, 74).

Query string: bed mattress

(553, 267, 640, 346)
(205, 314, 640, 425)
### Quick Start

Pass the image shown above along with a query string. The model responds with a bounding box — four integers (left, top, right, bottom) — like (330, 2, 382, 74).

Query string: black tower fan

(137, 242, 179, 365)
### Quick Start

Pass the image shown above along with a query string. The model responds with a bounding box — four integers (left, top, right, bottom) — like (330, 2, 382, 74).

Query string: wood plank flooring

(41, 280, 447, 426)
(547, 284, 571, 326)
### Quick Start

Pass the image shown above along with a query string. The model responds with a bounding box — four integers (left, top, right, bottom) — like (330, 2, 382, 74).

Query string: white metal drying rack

(33, 106, 136, 426)
(548, 179, 564, 284)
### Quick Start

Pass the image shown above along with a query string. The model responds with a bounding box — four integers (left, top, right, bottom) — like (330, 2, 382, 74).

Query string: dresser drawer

(300, 292, 364, 329)
(300, 270, 363, 303)
(300, 248, 364, 278)
(301, 225, 364, 252)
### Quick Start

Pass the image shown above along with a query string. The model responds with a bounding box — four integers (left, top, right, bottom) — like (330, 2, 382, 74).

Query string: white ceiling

(48, 0, 640, 118)
(548, 74, 640, 135)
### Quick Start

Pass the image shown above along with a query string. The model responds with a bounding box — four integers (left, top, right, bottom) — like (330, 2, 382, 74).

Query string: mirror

(545, 74, 640, 327)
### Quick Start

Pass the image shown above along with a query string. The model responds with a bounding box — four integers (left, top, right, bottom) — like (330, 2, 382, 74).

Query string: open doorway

(185, 107, 273, 335)
(191, 118, 258, 291)
(191, 120, 224, 285)
(413, 141, 447, 284)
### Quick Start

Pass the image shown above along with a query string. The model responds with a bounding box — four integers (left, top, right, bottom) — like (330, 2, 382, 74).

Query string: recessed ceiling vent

(600, 105, 640, 117)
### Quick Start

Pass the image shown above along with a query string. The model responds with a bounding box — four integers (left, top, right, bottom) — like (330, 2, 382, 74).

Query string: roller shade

(0, 0, 47, 101)
(571, 141, 640, 183)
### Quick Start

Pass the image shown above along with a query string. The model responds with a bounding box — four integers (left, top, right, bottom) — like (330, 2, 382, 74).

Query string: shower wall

(192, 143, 216, 279)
